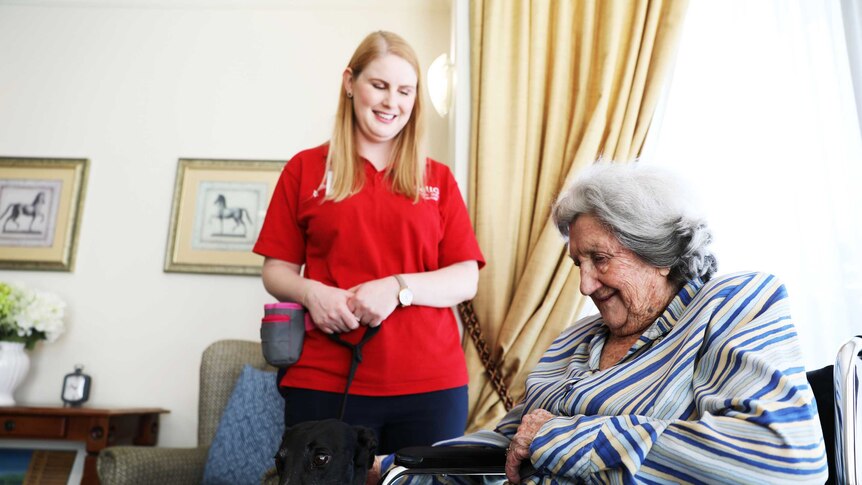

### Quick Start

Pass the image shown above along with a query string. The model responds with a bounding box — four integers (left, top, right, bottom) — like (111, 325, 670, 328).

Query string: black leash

(327, 325, 381, 420)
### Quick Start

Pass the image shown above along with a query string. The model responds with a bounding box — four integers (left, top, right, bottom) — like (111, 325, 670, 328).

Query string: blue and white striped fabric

(438, 271, 828, 484)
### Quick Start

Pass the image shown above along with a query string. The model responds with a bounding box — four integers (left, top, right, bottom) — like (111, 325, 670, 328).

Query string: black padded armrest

(395, 446, 536, 477)
(396, 446, 505, 468)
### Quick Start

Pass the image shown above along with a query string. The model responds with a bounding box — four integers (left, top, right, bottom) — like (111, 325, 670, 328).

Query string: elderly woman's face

(569, 214, 676, 337)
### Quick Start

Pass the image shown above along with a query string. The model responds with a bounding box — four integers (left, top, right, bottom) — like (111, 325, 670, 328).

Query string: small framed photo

(164, 158, 284, 275)
(0, 439, 86, 485)
(0, 157, 89, 272)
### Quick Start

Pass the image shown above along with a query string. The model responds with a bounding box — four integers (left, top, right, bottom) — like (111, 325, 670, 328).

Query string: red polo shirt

(254, 144, 485, 395)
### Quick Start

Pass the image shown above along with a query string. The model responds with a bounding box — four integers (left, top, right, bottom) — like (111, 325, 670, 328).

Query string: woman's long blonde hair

(325, 30, 426, 202)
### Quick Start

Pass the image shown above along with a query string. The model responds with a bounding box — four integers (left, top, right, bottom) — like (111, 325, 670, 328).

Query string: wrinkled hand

(349, 276, 400, 327)
(505, 408, 555, 483)
(365, 455, 383, 485)
(304, 282, 359, 334)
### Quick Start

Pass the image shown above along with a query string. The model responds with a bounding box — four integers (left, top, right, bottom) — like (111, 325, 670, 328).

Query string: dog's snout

(276, 419, 377, 485)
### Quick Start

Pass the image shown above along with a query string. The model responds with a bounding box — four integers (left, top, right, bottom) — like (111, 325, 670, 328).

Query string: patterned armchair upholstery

(97, 339, 275, 485)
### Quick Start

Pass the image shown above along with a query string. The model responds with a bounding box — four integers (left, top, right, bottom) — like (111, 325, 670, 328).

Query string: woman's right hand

(260, 258, 359, 334)
(303, 281, 360, 334)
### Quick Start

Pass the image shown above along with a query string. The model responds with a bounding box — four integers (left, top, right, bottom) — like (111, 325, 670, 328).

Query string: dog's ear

(274, 427, 293, 477)
(353, 426, 378, 469)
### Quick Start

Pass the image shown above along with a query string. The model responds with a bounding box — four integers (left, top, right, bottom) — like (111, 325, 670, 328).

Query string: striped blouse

(436, 271, 828, 484)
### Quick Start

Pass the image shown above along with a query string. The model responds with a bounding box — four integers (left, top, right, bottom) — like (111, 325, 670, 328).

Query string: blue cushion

(202, 365, 283, 485)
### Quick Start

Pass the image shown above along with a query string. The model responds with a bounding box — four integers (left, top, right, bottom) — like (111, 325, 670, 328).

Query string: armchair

(97, 339, 275, 485)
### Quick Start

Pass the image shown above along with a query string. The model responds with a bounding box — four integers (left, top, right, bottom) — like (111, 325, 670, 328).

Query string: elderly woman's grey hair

(552, 161, 717, 284)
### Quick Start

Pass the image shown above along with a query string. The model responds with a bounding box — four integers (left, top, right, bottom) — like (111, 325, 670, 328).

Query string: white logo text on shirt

(420, 186, 440, 201)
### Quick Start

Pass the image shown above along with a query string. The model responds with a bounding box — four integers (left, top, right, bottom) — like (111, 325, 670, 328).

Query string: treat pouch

(260, 302, 311, 367)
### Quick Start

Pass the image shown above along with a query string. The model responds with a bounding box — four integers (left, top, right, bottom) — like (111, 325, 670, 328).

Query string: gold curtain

(464, 0, 690, 431)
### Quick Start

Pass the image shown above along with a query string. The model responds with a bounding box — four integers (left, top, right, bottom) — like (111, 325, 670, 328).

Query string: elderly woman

(375, 161, 827, 484)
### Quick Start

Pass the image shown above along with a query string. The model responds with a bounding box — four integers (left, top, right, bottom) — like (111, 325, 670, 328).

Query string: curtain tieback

(458, 300, 514, 410)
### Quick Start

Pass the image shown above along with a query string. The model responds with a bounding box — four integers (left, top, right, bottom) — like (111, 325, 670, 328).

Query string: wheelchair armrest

(395, 445, 536, 476)
(396, 446, 505, 469)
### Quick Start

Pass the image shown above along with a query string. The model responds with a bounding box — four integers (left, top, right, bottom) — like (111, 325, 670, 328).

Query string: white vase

(0, 341, 30, 406)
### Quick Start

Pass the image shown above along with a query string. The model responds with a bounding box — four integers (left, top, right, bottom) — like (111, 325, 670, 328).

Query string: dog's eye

(312, 453, 331, 468)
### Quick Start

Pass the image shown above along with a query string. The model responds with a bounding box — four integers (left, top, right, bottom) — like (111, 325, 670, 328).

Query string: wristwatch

(394, 274, 413, 307)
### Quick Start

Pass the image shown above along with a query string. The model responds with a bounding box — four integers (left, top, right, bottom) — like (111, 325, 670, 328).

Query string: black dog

(273, 419, 378, 485)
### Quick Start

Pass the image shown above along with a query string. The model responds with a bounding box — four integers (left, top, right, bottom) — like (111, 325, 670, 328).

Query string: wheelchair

(380, 335, 862, 484)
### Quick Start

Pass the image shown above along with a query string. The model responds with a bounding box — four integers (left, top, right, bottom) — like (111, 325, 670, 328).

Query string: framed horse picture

(0, 157, 89, 272)
(164, 159, 284, 275)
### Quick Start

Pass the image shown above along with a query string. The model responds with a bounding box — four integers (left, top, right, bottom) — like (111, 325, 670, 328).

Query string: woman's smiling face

(345, 54, 417, 149)
(569, 214, 676, 337)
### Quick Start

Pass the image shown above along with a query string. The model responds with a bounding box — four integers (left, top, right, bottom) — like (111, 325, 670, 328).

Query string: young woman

(254, 31, 484, 454)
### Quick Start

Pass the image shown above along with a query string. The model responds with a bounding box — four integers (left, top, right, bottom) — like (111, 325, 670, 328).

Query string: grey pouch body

(260, 303, 307, 367)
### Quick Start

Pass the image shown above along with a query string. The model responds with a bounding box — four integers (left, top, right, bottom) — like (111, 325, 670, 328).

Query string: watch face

(63, 375, 86, 402)
(399, 288, 414, 306)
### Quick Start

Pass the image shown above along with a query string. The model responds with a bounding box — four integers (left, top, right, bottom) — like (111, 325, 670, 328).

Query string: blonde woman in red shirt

(254, 30, 484, 454)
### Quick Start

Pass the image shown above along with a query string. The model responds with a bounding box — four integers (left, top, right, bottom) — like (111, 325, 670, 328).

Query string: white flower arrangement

(0, 282, 66, 350)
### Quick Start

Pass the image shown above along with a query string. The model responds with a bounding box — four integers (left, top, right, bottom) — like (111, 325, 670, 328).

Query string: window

(644, 0, 862, 369)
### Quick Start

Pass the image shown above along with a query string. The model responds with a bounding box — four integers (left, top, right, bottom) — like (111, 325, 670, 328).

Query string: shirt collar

(642, 277, 704, 341)
(589, 277, 705, 369)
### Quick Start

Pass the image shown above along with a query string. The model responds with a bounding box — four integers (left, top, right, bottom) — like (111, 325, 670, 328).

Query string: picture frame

(0, 157, 89, 272)
(164, 158, 285, 275)
(0, 438, 85, 485)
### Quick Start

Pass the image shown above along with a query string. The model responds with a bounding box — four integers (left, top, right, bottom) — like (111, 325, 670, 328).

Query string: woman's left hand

(349, 276, 400, 327)
(505, 408, 555, 483)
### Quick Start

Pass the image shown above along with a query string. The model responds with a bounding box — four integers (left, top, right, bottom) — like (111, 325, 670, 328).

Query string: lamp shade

(427, 53, 454, 117)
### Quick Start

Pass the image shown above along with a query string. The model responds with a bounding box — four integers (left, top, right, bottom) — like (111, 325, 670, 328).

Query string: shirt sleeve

(435, 163, 485, 269)
(253, 156, 305, 264)
(529, 278, 828, 483)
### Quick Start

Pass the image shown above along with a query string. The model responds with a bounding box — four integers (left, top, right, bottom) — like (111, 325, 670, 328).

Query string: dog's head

(274, 419, 378, 485)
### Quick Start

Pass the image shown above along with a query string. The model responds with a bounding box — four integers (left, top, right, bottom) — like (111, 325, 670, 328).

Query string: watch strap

(394, 274, 408, 291)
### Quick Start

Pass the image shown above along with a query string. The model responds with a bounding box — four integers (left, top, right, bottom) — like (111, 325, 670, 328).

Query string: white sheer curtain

(842, 0, 862, 135)
(643, 0, 862, 370)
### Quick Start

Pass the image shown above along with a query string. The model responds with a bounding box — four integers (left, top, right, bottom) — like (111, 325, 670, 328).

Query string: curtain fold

(464, 0, 689, 431)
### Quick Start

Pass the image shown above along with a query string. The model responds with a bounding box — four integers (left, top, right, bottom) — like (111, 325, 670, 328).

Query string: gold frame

(0, 157, 89, 272)
(164, 158, 284, 275)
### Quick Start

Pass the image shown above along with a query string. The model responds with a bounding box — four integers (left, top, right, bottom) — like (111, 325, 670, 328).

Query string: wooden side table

(0, 406, 169, 485)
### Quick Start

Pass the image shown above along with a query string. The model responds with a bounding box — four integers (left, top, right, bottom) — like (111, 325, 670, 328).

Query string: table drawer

(0, 415, 67, 438)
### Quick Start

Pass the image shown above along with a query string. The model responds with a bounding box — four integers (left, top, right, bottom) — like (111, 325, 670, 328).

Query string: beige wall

(0, 0, 451, 447)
